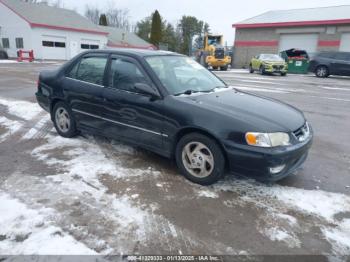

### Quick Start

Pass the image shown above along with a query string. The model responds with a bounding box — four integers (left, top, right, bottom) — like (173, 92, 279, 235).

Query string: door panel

(64, 55, 108, 130)
(102, 56, 164, 150)
(331, 53, 350, 76)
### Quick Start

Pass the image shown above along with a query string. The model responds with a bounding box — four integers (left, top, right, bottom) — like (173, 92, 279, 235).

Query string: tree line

(136, 10, 210, 54)
(84, 5, 210, 55)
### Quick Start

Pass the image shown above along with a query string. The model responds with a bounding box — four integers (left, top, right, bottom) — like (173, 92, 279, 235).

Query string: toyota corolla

(36, 49, 313, 185)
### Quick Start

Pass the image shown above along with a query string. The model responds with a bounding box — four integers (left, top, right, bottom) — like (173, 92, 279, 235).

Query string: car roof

(84, 48, 182, 58)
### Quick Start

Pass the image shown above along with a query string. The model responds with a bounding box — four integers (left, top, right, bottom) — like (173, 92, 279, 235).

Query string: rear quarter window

(67, 56, 107, 85)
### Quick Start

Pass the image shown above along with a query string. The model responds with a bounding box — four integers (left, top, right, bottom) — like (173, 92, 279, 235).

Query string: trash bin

(280, 49, 310, 74)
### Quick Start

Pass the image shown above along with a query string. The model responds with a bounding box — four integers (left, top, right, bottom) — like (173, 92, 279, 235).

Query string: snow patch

(322, 219, 350, 256)
(197, 189, 219, 199)
(263, 227, 300, 248)
(0, 98, 43, 120)
(0, 116, 22, 142)
(0, 192, 96, 255)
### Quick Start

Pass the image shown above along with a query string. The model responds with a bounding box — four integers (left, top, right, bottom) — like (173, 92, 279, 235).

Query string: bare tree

(84, 4, 100, 25)
(105, 2, 131, 31)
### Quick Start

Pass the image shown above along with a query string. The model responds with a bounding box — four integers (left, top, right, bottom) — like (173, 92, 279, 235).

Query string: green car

(249, 54, 288, 76)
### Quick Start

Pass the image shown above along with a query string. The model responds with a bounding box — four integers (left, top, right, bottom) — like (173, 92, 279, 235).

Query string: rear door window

(68, 56, 107, 85)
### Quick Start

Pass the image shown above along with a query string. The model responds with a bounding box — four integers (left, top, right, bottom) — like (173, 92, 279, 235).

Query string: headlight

(245, 132, 290, 147)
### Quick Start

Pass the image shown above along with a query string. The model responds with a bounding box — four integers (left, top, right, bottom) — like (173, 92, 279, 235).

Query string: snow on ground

(323, 219, 350, 256)
(262, 227, 300, 248)
(0, 192, 96, 255)
(214, 178, 350, 254)
(0, 97, 43, 120)
(1, 97, 350, 256)
(0, 116, 22, 142)
(0, 60, 18, 64)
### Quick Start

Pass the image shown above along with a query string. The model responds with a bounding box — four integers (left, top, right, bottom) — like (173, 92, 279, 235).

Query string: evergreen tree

(150, 10, 162, 47)
(99, 14, 108, 26)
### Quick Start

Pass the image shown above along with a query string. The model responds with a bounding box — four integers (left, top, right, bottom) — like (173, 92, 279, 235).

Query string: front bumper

(223, 131, 313, 182)
(264, 65, 288, 73)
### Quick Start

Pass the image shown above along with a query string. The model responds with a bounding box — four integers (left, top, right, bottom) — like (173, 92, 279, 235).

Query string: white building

(0, 0, 153, 60)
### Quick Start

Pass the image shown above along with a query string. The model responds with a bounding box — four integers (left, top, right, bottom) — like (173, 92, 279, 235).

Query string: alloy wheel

(181, 141, 214, 178)
(55, 107, 71, 133)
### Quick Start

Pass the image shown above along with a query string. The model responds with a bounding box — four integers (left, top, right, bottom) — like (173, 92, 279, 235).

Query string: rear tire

(249, 64, 254, 73)
(52, 102, 78, 138)
(281, 72, 287, 76)
(315, 65, 329, 78)
(221, 65, 228, 71)
(175, 133, 225, 185)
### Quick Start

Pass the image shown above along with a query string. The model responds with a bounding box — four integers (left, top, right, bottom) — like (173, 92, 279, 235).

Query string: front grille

(293, 122, 310, 142)
(273, 65, 284, 70)
(215, 49, 225, 59)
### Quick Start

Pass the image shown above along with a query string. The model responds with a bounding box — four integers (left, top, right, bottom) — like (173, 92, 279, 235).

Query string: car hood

(177, 89, 305, 132)
(262, 60, 286, 64)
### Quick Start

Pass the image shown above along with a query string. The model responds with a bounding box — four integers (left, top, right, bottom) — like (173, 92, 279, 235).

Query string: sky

(59, 0, 350, 45)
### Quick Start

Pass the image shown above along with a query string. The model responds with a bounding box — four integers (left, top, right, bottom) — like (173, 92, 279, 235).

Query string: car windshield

(145, 55, 227, 95)
(260, 54, 284, 61)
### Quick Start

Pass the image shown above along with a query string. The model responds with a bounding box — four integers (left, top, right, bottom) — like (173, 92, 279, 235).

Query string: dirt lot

(0, 62, 350, 260)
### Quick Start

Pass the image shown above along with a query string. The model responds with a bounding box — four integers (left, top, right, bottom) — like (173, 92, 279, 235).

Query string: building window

(15, 38, 24, 49)
(81, 44, 99, 50)
(54, 42, 66, 48)
(42, 41, 54, 47)
(42, 41, 66, 48)
(2, 38, 10, 48)
(81, 44, 90, 49)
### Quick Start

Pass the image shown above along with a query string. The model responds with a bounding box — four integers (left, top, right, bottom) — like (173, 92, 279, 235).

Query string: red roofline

(0, 0, 108, 36)
(31, 23, 108, 35)
(233, 19, 350, 29)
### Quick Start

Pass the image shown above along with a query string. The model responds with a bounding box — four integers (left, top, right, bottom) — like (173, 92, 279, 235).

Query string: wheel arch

(315, 64, 329, 72)
(172, 127, 229, 169)
(50, 98, 65, 120)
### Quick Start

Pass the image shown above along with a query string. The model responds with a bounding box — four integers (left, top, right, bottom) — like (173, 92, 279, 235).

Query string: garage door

(279, 34, 319, 53)
(340, 33, 350, 52)
(41, 35, 67, 60)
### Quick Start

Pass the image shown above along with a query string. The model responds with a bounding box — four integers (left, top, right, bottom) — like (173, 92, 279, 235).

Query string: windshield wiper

(174, 89, 199, 96)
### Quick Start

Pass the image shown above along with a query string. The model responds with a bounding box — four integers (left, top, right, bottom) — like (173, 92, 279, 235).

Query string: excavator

(197, 34, 231, 71)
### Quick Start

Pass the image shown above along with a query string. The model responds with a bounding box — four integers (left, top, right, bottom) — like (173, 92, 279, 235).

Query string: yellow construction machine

(197, 34, 231, 71)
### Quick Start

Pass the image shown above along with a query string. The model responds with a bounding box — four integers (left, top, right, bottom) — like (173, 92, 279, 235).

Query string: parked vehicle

(197, 34, 231, 71)
(308, 51, 350, 77)
(249, 54, 288, 76)
(36, 49, 313, 185)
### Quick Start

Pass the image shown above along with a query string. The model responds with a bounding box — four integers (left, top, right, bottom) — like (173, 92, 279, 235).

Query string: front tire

(220, 65, 228, 71)
(259, 66, 265, 75)
(175, 133, 225, 185)
(249, 65, 254, 73)
(52, 102, 78, 138)
(281, 72, 287, 76)
(315, 66, 329, 78)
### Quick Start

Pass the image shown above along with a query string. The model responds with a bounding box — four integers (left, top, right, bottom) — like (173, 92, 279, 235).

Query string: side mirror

(134, 83, 160, 99)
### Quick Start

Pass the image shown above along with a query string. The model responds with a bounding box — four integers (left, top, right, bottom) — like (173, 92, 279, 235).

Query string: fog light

(269, 165, 286, 174)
